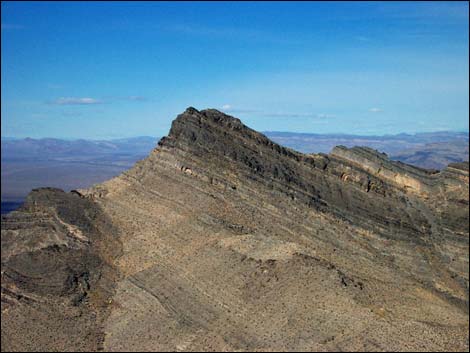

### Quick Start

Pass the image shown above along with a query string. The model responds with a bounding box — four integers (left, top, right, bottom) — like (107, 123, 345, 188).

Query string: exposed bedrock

(2, 108, 468, 351)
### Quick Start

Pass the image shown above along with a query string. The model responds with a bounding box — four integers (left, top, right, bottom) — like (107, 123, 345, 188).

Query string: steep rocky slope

(2, 108, 469, 351)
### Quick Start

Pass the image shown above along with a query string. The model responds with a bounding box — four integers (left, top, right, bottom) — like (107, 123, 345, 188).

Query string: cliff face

(2, 108, 469, 351)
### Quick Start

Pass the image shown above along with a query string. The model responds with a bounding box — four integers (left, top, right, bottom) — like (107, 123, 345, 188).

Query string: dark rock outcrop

(2, 108, 469, 351)
(1, 188, 122, 351)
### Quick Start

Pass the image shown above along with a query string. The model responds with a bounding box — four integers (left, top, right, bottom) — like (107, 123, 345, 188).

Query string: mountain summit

(2, 108, 469, 351)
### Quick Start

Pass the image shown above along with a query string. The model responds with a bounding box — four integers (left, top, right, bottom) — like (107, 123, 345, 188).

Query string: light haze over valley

(1, 2, 469, 352)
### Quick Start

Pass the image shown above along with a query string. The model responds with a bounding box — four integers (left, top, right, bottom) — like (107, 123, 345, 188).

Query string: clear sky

(1, 1, 469, 139)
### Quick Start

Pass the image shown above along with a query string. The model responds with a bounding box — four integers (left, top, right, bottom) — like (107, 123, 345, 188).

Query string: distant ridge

(2, 108, 468, 351)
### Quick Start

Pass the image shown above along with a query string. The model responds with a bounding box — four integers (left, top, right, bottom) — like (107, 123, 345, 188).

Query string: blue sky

(1, 1, 469, 139)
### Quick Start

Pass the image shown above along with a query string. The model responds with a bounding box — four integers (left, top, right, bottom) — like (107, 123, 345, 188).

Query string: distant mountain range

(2, 108, 468, 351)
(1, 131, 468, 202)
(3, 131, 468, 162)
(1, 136, 158, 162)
(264, 131, 469, 170)
(1, 136, 157, 202)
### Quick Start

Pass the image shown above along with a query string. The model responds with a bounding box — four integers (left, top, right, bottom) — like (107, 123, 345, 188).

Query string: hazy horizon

(2, 128, 469, 142)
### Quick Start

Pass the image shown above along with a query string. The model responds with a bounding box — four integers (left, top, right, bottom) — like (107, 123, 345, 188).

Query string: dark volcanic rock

(1, 188, 122, 352)
(2, 108, 469, 351)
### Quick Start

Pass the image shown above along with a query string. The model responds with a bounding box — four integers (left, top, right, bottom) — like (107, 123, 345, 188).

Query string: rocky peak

(112, 108, 467, 240)
(164, 107, 265, 148)
(2, 108, 468, 352)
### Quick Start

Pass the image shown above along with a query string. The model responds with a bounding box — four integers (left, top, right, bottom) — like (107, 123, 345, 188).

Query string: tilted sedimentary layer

(1, 108, 469, 351)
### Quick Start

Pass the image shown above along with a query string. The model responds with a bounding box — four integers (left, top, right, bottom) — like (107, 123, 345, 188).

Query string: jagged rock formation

(2, 108, 469, 351)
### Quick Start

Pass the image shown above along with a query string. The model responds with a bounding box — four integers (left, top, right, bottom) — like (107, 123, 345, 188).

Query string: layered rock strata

(2, 108, 469, 351)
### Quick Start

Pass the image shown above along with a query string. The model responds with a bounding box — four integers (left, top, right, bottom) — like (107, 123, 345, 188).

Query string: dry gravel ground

(2, 108, 469, 351)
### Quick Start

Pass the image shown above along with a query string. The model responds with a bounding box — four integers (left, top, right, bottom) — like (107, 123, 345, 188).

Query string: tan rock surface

(2, 108, 469, 351)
